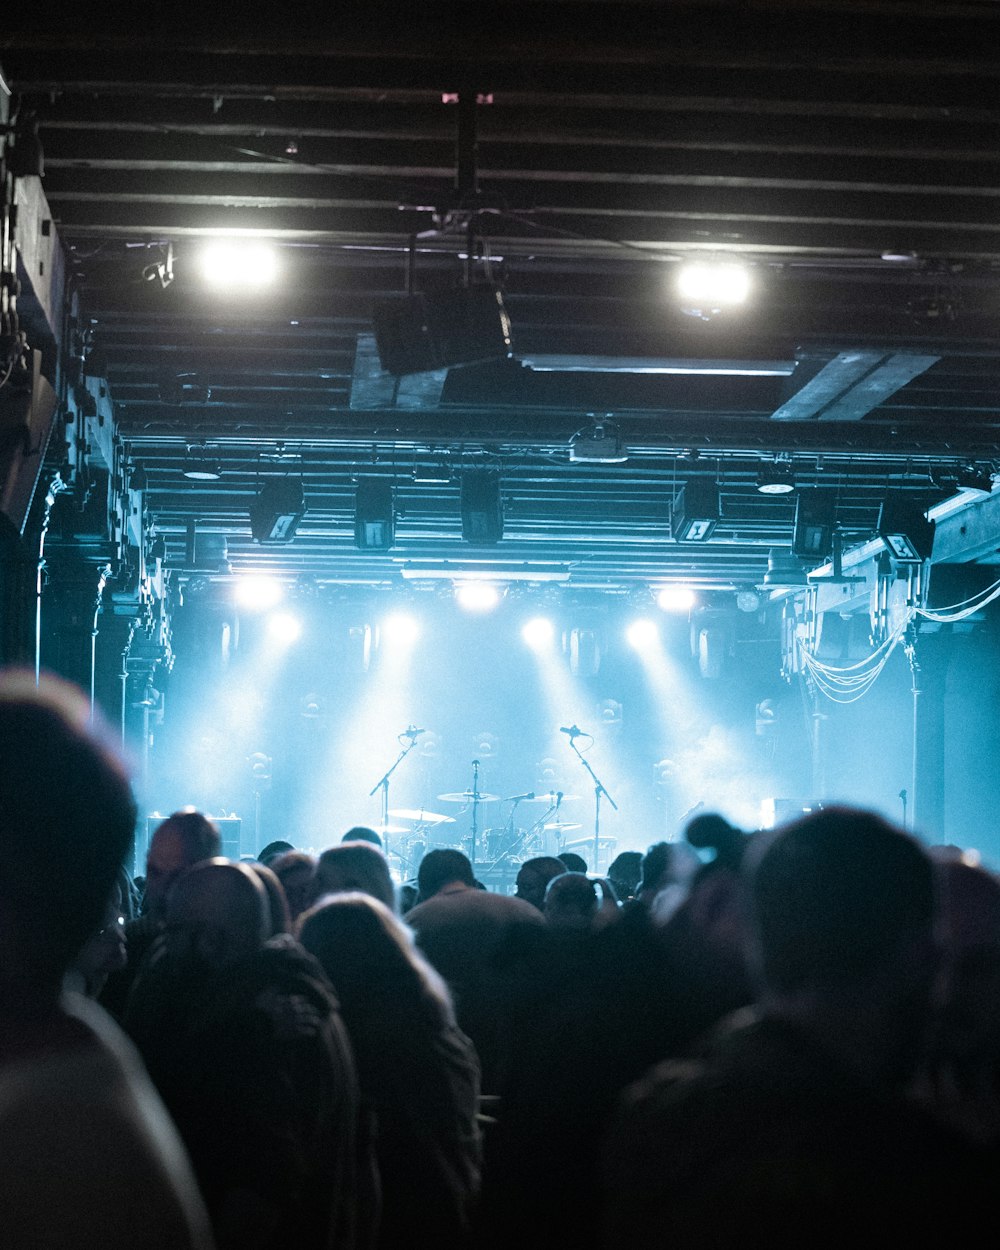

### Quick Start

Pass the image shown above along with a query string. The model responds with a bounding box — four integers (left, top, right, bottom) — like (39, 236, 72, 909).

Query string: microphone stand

(566, 732, 618, 873)
(368, 735, 419, 865)
(469, 759, 481, 876)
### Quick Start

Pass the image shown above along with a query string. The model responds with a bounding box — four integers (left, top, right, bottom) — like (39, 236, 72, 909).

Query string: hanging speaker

(792, 489, 836, 559)
(372, 287, 513, 376)
(461, 471, 503, 544)
(354, 478, 395, 549)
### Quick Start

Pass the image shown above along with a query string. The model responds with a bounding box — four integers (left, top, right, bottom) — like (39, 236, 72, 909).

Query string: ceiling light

(626, 618, 659, 649)
(657, 586, 697, 613)
(267, 611, 302, 644)
(522, 617, 555, 648)
(761, 549, 809, 589)
(234, 575, 284, 611)
(200, 240, 279, 290)
(756, 461, 796, 495)
(456, 581, 501, 612)
(381, 612, 420, 645)
(676, 260, 751, 316)
(569, 419, 628, 464)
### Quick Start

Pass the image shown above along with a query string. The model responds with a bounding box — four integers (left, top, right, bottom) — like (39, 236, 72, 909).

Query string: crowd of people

(2, 669, 999, 1247)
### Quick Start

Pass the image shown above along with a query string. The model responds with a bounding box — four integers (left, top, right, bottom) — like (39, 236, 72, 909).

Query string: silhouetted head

(0, 670, 136, 986)
(416, 848, 475, 901)
(544, 872, 599, 931)
(317, 842, 395, 910)
(164, 859, 268, 973)
(269, 850, 317, 920)
(558, 851, 588, 875)
(247, 861, 292, 936)
(515, 856, 567, 911)
(607, 850, 643, 901)
(341, 825, 383, 849)
(299, 891, 452, 1026)
(258, 839, 294, 865)
(749, 806, 934, 998)
(144, 809, 222, 918)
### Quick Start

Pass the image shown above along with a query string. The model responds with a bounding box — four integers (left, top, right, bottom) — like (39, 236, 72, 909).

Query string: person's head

(416, 848, 475, 901)
(0, 670, 136, 987)
(342, 825, 383, 849)
(298, 892, 453, 1027)
(607, 850, 643, 901)
(638, 842, 673, 899)
(558, 851, 588, 875)
(258, 839, 294, 865)
(247, 861, 292, 936)
(515, 856, 567, 911)
(144, 808, 222, 919)
(317, 842, 395, 910)
(750, 805, 940, 1040)
(544, 872, 599, 931)
(269, 850, 317, 920)
(164, 859, 268, 974)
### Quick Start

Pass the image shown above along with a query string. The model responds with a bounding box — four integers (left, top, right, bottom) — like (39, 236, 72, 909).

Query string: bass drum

(484, 827, 524, 861)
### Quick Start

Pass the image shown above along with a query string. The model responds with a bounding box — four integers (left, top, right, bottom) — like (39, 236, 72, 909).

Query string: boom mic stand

(565, 727, 618, 873)
(368, 730, 419, 867)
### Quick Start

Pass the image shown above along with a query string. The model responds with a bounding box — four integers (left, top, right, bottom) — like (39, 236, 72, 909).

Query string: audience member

(300, 893, 481, 1247)
(606, 850, 642, 903)
(247, 861, 292, 936)
(342, 825, 383, 848)
(0, 670, 212, 1249)
(127, 860, 365, 1250)
(513, 855, 566, 911)
(544, 871, 599, 932)
(267, 850, 318, 921)
(317, 842, 395, 910)
(101, 809, 222, 1019)
(558, 851, 588, 874)
(406, 850, 545, 1090)
(257, 840, 294, 865)
(605, 806, 987, 1244)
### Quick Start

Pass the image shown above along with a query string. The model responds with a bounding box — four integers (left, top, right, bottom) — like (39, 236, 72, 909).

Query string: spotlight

(676, 260, 750, 316)
(267, 612, 302, 643)
(761, 549, 809, 588)
(234, 575, 284, 611)
(657, 586, 697, 613)
(249, 478, 305, 544)
(756, 461, 796, 495)
(522, 617, 555, 648)
(381, 612, 420, 646)
(626, 618, 659, 649)
(200, 240, 279, 289)
(456, 581, 500, 612)
(569, 419, 628, 464)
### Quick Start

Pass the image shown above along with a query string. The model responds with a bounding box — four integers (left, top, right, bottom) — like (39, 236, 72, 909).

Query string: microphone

(402, 725, 426, 738)
(505, 792, 535, 803)
(559, 724, 582, 737)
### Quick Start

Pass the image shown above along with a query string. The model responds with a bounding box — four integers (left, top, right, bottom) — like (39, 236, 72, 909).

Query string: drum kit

(382, 789, 584, 868)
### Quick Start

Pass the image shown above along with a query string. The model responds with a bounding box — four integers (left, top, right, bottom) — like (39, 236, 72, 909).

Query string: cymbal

(388, 808, 455, 824)
(544, 822, 583, 832)
(437, 790, 500, 803)
(523, 792, 581, 803)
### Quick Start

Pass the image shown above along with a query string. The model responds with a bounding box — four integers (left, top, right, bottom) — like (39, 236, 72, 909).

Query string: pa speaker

(372, 286, 512, 376)
(354, 478, 395, 550)
(461, 471, 503, 545)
